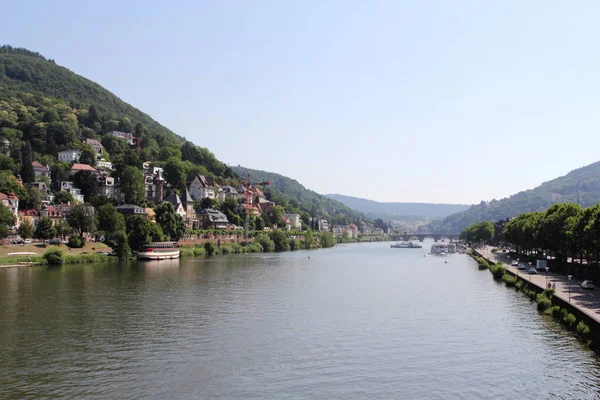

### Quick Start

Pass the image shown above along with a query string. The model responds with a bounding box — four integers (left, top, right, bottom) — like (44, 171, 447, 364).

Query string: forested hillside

(232, 166, 366, 225)
(428, 161, 600, 234)
(324, 193, 470, 219)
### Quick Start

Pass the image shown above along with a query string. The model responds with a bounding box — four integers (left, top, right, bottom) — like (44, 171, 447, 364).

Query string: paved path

(477, 246, 600, 324)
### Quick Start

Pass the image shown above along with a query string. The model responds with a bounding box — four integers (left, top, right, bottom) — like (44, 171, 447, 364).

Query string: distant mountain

(428, 161, 600, 234)
(232, 167, 366, 225)
(324, 194, 470, 220)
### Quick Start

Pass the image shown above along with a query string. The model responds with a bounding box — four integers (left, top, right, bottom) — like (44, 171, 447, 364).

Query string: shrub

(180, 248, 194, 257)
(536, 294, 552, 311)
(43, 248, 63, 265)
(489, 263, 506, 279)
(541, 288, 554, 300)
(220, 245, 234, 255)
(204, 242, 216, 256)
(515, 281, 523, 291)
(67, 236, 85, 248)
(193, 247, 206, 256)
(245, 242, 263, 253)
(255, 234, 275, 252)
(289, 238, 298, 251)
(576, 321, 591, 339)
(502, 274, 517, 287)
(551, 306, 561, 318)
(561, 309, 577, 328)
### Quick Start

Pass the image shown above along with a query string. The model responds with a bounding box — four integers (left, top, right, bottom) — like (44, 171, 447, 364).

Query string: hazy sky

(3, 1, 600, 204)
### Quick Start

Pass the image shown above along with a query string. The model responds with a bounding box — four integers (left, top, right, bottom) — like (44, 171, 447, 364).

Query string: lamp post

(545, 267, 549, 289)
(568, 275, 573, 303)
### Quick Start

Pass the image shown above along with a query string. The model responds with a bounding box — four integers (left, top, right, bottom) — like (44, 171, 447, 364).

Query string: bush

(220, 245, 234, 255)
(536, 294, 552, 311)
(180, 248, 194, 257)
(576, 321, 591, 339)
(43, 248, 63, 265)
(289, 238, 298, 251)
(193, 247, 206, 256)
(489, 263, 506, 279)
(502, 274, 517, 287)
(541, 288, 554, 300)
(204, 242, 216, 256)
(245, 242, 263, 253)
(67, 236, 85, 248)
(515, 281, 523, 291)
(551, 306, 561, 318)
(561, 309, 577, 328)
(255, 234, 275, 252)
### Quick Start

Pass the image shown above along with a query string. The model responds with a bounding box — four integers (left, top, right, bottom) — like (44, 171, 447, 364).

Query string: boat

(137, 242, 180, 260)
(430, 243, 448, 255)
(390, 242, 423, 249)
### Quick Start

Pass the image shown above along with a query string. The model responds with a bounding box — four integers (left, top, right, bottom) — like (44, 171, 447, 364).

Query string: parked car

(528, 268, 537, 274)
(581, 280, 596, 290)
(518, 263, 527, 270)
(23, 239, 32, 244)
(511, 261, 519, 267)
(49, 238, 61, 245)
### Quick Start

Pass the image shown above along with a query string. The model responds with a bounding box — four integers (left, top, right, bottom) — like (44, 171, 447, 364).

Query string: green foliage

(34, 216, 55, 243)
(562, 310, 577, 328)
(502, 274, 517, 287)
(53, 191, 75, 205)
(164, 157, 187, 191)
(255, 233, 275, 252)
(204, 242, 216, 256)
(536, 294, 552, 312)
(269, 230, 290, 252)
(43, 248, 63, 265)
(576, 321, 591, 339)
(97, 204, 125, 234)
(551, 306, 562, 318)
(67, 204, 95, 237)
(0, 171, 27, 200)
(304, 228, 315, 249)
(155, 202, 186, 240)
(288, 238, 298, 250)
(488, 262, 506, 279)
(0, 201, 15, 238)
(120, 166, 145, 205)
(126, 215, 163, 251)
(67, 236, 85, 248)
(320, 232, 336, 248)
(111, 230, 131, 260)
(460, 221, 494, 243)
(17, 219, 34, 239)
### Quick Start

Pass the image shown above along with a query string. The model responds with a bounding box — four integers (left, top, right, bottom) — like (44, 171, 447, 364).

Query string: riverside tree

(155, 202, 185, 240)
(35, 216, 56, 244)
(0, 202, 15, 238)
(17, 219, 34, 240)
(120, 166, 145, 205)
(97, 204, 125, 234)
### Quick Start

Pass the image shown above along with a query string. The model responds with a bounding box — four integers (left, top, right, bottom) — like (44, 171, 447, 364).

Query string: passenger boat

(390, 242, 423, 249)
(430, 243, 448, 255)
(137, 242, 180, 260)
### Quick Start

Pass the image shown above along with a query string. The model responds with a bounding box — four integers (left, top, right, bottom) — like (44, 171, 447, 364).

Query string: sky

(3, 1, 600, 204)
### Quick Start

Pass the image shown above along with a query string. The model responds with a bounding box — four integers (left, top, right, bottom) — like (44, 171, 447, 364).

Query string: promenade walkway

(477, 246, 600, 324)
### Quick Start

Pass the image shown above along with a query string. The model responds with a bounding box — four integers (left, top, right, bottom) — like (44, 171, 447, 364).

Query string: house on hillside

(163, 193, 187, 219)
(107, 131, 135, 145)
(58, 181, 85, 203)
(18, 209, 39, 229)
(144, 169, 165, 204)
(283, 214, 302, 230)
(30, 181, 54, 205)
(347, 223, 359, 238)
(96, 159, 113, 170)
(198, 208, 230, 229)
(0, 192, 19, 228)
(281, 215, 292, 230)
(83, 138, 104, 154)
(97, 175, 117, 200)
(116, 204, 146, 217)
(58, 149, 81, 162)
(69, 163, 98, 176)
(0, 137, 10, 155)
(189, 175, 215, 200)
(217, 185, 238, 202)
(32, 161, 51, 180)
(164, 190, 197, 228)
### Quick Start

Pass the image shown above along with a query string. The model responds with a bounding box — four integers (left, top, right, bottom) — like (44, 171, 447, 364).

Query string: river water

(1, 241, 600, 399)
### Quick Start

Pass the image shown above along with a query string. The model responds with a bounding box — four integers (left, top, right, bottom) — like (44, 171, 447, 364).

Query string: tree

(155, 202, 186, 240)
(304, 228, 315, 249)
(79, 144, 96, 167)
(54, 220, 72, 241)
(72, 170, 98, 201)
(126, 215, 164, 251)
(265, 205, 285, 228)
(164, 157, 187, 191)
(67, 203, 96, 237)
(460, 221, 494, 243)
(97, 204, 125, 234)
(269, 229, 290, 252)
(17, 219, 34, 240)
(255, 215, 265, 231)
(23, 185, 43, 210)
(0, 202, 15, 238)
(111, 230, 131, 260)
(374, 218, 387, 233)
(20, 141, 35, 183)
(121, 166, 145, 204)
(35, 216, 56, 244)
(200, 197, 214, 209)
(53, 191, 75, 205)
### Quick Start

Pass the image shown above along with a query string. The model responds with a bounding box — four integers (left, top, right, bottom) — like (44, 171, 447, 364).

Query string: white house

(96, 159, 113, 170)
(58, 149, 81, 162)
(107, 131, 135, 145)
(189, 175, 215, 200)
(58, 181, 85, 203)
(32, 161, 51, 180)
(283, 213, 302, 230)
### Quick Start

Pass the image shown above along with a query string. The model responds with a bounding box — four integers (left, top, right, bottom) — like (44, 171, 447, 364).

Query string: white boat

(137, 242, 180, 260)
(391, 242, 423, 249)
(431, 243, 448, 255)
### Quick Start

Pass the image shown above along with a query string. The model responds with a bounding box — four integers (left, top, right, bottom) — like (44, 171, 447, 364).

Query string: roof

(19, 209, 39, 216)
(70, 163, 98, 172)
(31, 161, 48, 170)
(198, 208, 228, 222)
(164, 193, 182, 206)
(182, 189, 193, 203)
(85, 138, 104, 148)
(117, 204, 145, 212)
(0, 192, 19, 201)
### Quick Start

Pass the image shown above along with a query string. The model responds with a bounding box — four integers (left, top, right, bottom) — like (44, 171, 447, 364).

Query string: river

(1, 241, 600, 399)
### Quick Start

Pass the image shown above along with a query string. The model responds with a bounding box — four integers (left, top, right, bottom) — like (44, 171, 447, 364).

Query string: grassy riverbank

(468, 250, 593, 346)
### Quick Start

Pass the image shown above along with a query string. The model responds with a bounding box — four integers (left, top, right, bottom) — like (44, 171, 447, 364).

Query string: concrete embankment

(471, 248, 600, 349)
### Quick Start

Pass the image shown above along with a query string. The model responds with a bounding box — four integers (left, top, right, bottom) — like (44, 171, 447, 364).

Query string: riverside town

(3, 4, 600, 397)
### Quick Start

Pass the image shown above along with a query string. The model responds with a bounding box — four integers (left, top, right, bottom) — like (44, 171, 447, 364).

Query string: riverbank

(470, 247, 600, 349)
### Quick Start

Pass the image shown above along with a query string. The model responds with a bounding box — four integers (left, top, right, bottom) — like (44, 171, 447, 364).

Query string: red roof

(32, 161, 48, 170)
(0, 193, 7, 200)
(19, 209, 39, 216)
(70, 163, 97, 172)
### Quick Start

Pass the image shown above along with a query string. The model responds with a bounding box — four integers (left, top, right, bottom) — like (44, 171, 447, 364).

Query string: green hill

(428, 161, 600, 234)
(324, 193, 470, 220)
(232, 166, 367, 225)
(0, 45, 366, 224)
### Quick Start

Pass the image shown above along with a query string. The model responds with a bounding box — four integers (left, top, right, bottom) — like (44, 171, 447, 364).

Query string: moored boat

(391, 242, 423, 249)
(137, 242, 180, 260)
